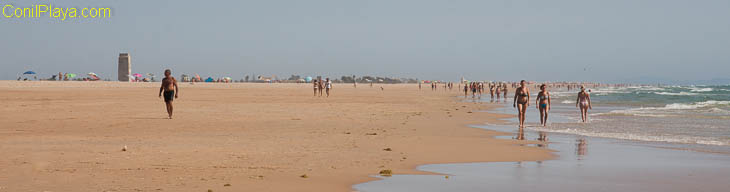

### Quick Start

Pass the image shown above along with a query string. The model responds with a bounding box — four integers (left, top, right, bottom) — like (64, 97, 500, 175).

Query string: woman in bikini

(576, 86, 592, 122)
(536, 84, 551, 126)
(513, 80, 530, 128)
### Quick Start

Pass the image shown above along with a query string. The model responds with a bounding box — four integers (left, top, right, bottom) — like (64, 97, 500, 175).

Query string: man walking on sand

(158, 69, 179, 119)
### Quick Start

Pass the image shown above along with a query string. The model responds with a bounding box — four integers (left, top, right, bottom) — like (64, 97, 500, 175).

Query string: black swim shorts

(164, 91, 174, 102)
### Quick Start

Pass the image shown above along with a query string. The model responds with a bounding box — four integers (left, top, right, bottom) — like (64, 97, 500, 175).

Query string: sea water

(353, 86, 730, 191)
(537, 85, 730, 153)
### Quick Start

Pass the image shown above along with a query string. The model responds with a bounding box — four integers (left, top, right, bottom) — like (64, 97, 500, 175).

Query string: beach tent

(205, 77, 214, 82)
(66, 73, 77, 79)
(23, 71, 36, 75)
(305, 76, 312, 83)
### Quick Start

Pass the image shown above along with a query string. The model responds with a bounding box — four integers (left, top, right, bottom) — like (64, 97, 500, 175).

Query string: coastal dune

(0, 81, 552, 191)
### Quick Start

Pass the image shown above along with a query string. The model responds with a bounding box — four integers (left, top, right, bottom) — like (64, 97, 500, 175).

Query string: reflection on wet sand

(515, 127, 525, 140)
(537, 131, 548, 148)
(576, 138, 587, 160)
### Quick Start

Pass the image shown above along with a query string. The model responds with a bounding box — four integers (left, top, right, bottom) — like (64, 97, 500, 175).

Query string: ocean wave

(708, 108, 730, 114)
(593, 112, 670, 117)
(591, 90, 630, 94)
(633, 86, 665, 91)
(561, 100, 574, 104)
(601, 100, 730, 116)
(654, 92, 699, 96)
(526, 127, 729, 146)
(690, 87, 713, 92)
(669, 100, 730, 109)
(548, 91, 578, 98)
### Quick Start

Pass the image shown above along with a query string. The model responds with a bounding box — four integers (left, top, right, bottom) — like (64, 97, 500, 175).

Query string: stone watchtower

(118, 53, 131, 81)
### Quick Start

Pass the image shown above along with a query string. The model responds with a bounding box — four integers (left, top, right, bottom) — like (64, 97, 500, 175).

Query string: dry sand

(0, 81, 553, 191)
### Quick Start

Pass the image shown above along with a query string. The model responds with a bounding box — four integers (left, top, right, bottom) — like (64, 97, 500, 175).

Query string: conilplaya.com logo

(2, 2, 111, 21)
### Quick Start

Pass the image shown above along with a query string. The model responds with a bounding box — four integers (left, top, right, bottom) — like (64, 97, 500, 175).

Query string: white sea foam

(527, 127, 729, 146)
(690, 87, 713, 92)
(707, 108, 730, 114)
(603, 100, 730, 116)
(548, 91, 577, 98)
(634, 86, 665, 91)
(591, 89, 629, 94)
(654, 92, 699, 96)
(561, 100, 574, 104)
(651, 100, 729, 110)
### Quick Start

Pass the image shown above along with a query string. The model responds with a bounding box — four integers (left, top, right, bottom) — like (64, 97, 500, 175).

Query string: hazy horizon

(1, 0, 729, 84)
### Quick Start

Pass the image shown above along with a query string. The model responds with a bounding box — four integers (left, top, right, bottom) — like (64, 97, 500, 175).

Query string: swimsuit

(516, 90, 528, 104)
(579, 92, 589, 106)
(538, 94, 548, 109)
(163, 90, 174, 102)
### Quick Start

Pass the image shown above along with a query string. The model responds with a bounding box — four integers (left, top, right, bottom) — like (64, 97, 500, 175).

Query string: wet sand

(355, 102, 730, 192)
(0, 81, 551, 191)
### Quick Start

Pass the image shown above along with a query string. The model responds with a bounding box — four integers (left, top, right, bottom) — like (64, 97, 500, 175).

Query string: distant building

(118, 53, 131, 81)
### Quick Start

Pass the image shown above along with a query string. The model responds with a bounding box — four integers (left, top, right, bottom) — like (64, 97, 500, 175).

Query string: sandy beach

(0, 81, 552, 191)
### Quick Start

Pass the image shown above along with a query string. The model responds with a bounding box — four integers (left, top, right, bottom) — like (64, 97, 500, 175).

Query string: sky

(1, 0, 729, 83)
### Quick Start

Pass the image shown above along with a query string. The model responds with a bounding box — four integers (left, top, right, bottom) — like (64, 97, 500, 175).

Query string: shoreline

(354, 100, 730, 192)
(0, 81, 554, 191)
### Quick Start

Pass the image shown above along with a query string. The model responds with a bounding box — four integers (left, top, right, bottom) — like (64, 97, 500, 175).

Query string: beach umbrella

(205, 77, 214, 82)
(23, 71, 36, 75)
(66, 73, 77, 78)
(133, 73, 143, 78)
(195, 74, 201, 81)
(87, 72, 100, 80)
(305, 76, 312, 83)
